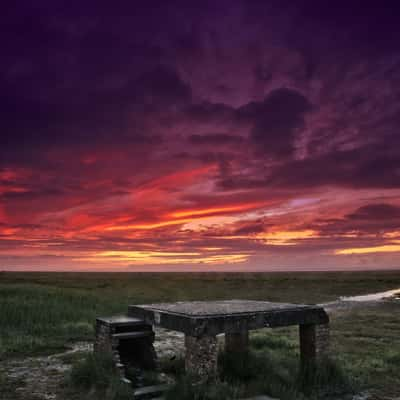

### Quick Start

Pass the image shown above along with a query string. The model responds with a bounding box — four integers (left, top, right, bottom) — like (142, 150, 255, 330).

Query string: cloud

(188, 133, 245, 145)
(347, 204, 400, 220)
(310, 203, 400, 236)
(268, 145, 400, 190)
(237, 88, 312, 157)
(1, 0, 400, 270)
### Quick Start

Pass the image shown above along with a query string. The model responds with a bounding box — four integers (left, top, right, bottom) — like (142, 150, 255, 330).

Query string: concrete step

(112, 331, 154, 340)
(97, 315, 148, 327)
(133, 384, 170, 399)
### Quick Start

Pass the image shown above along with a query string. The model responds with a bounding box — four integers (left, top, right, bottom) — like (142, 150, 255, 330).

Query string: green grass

(165, 377, 242, 400)
(65, 352, 133, 400)
(160, 301, 400, 398)
(0, 271, 400, 398)
(244, 302, 400, 398)
(0, 284, 105, 357)
(164, 349, 351, 400)
(330, 302, 400, 398)
(1, 270, 400, 359)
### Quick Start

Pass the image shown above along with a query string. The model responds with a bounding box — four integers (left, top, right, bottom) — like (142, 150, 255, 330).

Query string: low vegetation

(1, 270, 400, 359)
(66, 352, 133, 400)
(68, 344, 350, 400)
(162, 331, 352, 400)
(1, 271, 400, 399)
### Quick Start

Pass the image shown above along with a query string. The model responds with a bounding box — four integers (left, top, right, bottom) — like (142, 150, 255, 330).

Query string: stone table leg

(185, 334, 218, 380)
(94, 319, 115, 354)
(225, 330, 249, 354)
(299, 322, 330, 370)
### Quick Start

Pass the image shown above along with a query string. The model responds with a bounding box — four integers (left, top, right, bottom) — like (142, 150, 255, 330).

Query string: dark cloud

(234, 221, 266, 235)
(0, 63, 189, 167)
(189, 134, 244, 145)
(237, 88, 312, 157)
(136, 65, 192, 108)
(185, 102, 234, 123)
(269, 145, 400, 190)
(309, 203, 400, 236)
(347, 204, 400, 221)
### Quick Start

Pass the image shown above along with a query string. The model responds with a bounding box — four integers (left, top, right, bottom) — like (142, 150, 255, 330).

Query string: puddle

(339, 288, 400, 302)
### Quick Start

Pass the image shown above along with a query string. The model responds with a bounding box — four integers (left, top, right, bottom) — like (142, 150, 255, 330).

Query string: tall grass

(0, 283, 122, 357)
(67, 352, 133, 400)
(165, 348, 351, 400)
(1, 272, 400, 397)
(2, 270, 400, 358)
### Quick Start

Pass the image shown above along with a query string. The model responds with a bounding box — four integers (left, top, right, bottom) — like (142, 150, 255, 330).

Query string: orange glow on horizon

(335, 244, 400, 255)
(78, 250, 249, 265)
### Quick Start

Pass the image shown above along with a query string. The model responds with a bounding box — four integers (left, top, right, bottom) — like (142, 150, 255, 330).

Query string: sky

(1, 1, 400, 271)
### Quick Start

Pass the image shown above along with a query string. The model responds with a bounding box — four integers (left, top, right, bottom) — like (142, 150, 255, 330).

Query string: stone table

(128, 300, 329, 380)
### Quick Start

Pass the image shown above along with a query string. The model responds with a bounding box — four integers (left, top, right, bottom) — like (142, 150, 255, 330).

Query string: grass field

(1, 271, 400, 399)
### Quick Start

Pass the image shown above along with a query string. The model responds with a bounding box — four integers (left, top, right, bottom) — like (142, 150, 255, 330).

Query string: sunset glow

(336, 245, 400, 255)
(78, 251, 249, 265)
(257, 230, 318, 246)
(1, 2, 400, 271)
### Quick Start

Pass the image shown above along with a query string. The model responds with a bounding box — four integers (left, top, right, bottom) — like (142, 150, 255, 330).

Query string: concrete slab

(96, 315, 145, 327)
(128, 300, 328, 336)
(133, 300, 307, 316)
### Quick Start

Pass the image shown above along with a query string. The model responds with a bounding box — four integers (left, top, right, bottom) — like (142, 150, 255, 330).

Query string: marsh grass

(66, 352, 133, 400)
(165, 377, 242, 400)
(1, 271, 400, 397)
(0, 284, 107, 357)
(2, 270, 400, 358)
(329, 302, 400, 398)
(165, 349, 351, 400)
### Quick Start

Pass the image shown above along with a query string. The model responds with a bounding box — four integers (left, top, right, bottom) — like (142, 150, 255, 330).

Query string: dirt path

(0, 329, 186, 400)
(0, 342, 91, 400)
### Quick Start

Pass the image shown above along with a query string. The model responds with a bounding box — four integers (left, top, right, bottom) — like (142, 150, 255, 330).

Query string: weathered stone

(299, 322, 330, 369)
(94, 315, 157, 370)
(133, 383, 170, 399)
(94, 319, 114, 354)
(128, 300, 330, 382)
(185, 334, 218, 380)
(128, 300, 329, 336)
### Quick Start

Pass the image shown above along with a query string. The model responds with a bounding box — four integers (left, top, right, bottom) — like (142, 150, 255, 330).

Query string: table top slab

(96, 315, 145, 326)
(132, 300, 314, 317)
(128, 300, 328, 335)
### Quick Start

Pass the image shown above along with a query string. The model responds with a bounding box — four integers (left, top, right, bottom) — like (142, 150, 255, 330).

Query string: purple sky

(1, 1, 400, 271)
